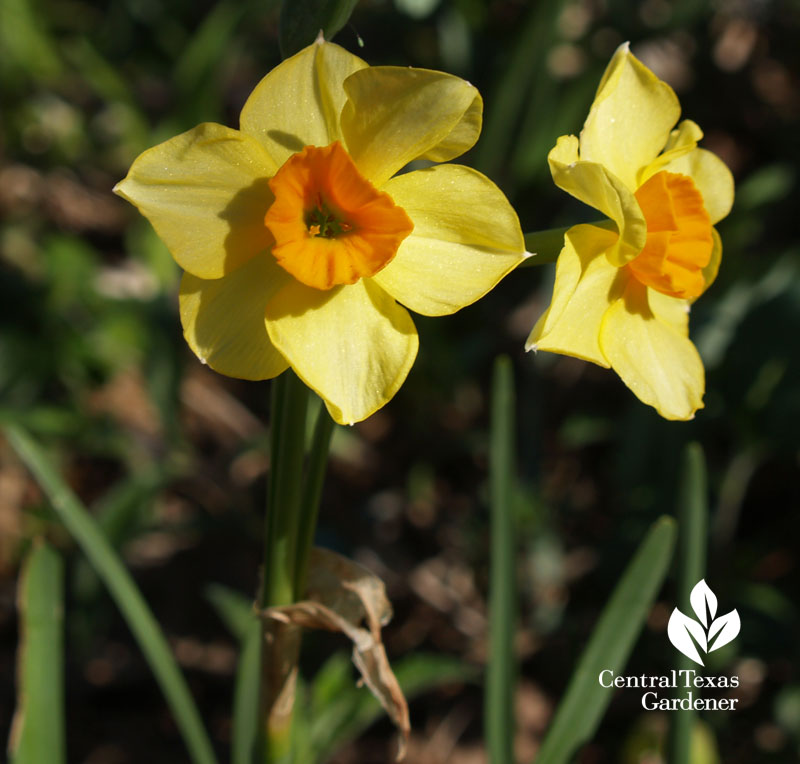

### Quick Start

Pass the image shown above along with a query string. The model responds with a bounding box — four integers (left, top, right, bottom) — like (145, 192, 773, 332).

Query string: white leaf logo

(667, 579, 740, 666)
(667, 609, 707, 665)
(708, 610, 741, 653)
(689, 579, 717, 626)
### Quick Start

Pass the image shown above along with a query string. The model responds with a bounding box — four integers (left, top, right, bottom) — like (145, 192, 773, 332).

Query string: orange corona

(265, 142, 414, 291)
(628, 171, 713, 299)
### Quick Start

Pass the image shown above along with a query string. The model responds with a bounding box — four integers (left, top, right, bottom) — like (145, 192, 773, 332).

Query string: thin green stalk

(205, 585, 261, 764)
(487, 356, 516, 764)
(232, 619, 261, 764)
(263, 370, 309, 609)
(668, 443, 708, 764)
(5, 425, 217, 764)
(293, 404, 335, 599)
(260, 370, 309, 763)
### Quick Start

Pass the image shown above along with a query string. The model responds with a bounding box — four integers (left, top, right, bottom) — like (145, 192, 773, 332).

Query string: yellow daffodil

(527, 43, 734, 420)
(115, 39, 526, 424)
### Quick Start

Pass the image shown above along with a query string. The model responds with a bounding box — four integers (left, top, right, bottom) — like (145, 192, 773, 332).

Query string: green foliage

(6, 426, 218, 764)
(487, 356, 516, 764)
(279, 0, 360, 58)
(206, 585, 261, 764)
(305, 651, 476, 762)
(8, 541, 65, 764)
(668, 444, 709, 764)
(536, 517, 677, 763)
(1, 0, 798, 761)
(207, 582, 476, 763)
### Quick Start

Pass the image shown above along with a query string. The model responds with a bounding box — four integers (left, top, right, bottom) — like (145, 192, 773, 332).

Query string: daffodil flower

(527, 43, 734, 420)
(115, 38, 526, 424)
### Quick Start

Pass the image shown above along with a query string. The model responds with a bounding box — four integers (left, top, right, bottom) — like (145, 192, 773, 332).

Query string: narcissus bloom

(528, 43, 734, 420)
(115, 39, 525, 424)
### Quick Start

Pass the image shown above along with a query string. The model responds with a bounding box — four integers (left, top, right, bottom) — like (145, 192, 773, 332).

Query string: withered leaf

(261, 547, 409, 760)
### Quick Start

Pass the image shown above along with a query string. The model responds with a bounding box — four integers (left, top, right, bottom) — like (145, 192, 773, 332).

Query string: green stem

(260, 370, 309, 763)
(263, 371, 309, 609)
(259, 374, 335, 762)
(486, 356, 516, 764)
(293, 405, 335, 599)
(668, 443, 708, 764)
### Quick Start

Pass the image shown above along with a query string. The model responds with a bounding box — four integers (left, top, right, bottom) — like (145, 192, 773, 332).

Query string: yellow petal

(114, 123, 277, 279)
(638, 119, 703, 185)
(599, 279, 704, 420)
(265, 279, 418, 424)
(662, 147, 735, 224)
(526, 223, 619, 366)
(663, 119, 704, 153)
(340, 66, 481, 187)
(239, 40, 367, 168)
(700, 227, 723, 296)
(580, 43, 681, 190)
(179, 254, 290, 380)
(647, 287, 690, 334)
(548, 136, 647, 266)
(373, 165, 525, 315)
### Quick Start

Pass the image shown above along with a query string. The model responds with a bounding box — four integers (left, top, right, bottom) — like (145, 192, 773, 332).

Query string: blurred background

(1, 0, 799, 761)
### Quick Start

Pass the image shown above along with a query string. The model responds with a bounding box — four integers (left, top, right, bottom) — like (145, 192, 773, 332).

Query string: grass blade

(205, 584, 261, 764)
(472, 0, 563, 180)
(5, 425, 218, 764)
(487, 356, 516, 764)
(232, 619, 262, 764)
(535, 516, 677, 764)
(206, 584, 254, 642)
(668, 443, 708, 763)
(310, 653, 476, 761)
(8, 540, 65, 764)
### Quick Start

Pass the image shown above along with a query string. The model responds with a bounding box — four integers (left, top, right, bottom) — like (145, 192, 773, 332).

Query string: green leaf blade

(9, 540, 66, 764)
(536, 516, 677, 764)
(5, 425, 218, 764)
(205, 584, 261, 764)
(487, 355, 517, 764)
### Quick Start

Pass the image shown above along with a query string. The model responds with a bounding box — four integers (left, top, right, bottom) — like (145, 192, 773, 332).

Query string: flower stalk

(259, 370, 336, 762)
(259, 370, 307, 762)
(263, 370, 308, 609)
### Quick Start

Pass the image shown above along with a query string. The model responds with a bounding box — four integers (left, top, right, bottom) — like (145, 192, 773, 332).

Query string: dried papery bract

(261, 548, 410, 759)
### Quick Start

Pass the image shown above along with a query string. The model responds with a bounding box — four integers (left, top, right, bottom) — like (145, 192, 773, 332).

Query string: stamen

(265, 142, 413, 290)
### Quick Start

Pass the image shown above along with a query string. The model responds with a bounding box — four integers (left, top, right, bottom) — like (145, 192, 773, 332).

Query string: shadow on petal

(219, 177, 277, 272)
(267, 129, 306, 154)
(181, 254, 290, 381)
(617, 274, 655, 319)
(266, 280, 342, 320)
(365, 280, 417, 339)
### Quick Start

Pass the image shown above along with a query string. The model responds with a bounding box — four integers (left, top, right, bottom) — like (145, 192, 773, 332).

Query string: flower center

(627, 171, 713, 299)
(264, 142, 414, 291)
